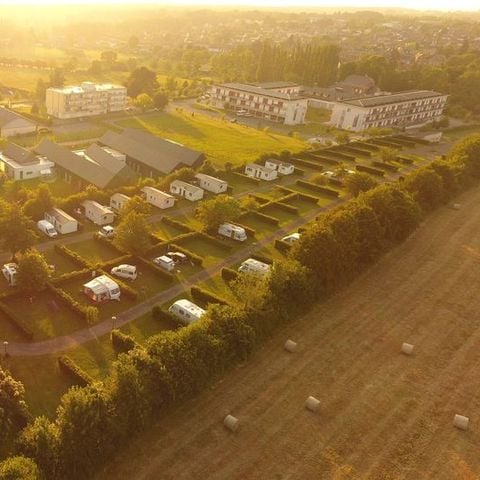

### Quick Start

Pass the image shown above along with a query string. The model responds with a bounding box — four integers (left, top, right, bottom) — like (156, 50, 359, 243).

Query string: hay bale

(454, 414, 469, 430)
(284, 339, 297, 353)
(401, 343, 414, 355)
(305, 396, 321, 412)
(223, 414, 239, 432)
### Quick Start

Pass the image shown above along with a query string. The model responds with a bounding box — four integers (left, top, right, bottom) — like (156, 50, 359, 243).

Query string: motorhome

(2, 263, 18, 286)
(110, 264, 137, 281)
(281, 233, 301, 244)
(168, 299, 206, 325)
(98, 225, 115, 238)
(218, 223, 247, 242)
(83, 275, 121, 302)
(37, 219, 58, 238)
(238, 258, 271, 277)
(153, 255, 175, 272)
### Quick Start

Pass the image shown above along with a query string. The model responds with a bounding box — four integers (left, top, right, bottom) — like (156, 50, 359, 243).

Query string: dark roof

(253, 81, 299, 90)
(83, 144, 125, 174)
(340, 90, 446, 108)
(0, 107, 36, 128)
(99, 128, 205, 175)
(34, 139, 124, 188)
(338, 75, 376, 89)
(2, 143, 39, 165)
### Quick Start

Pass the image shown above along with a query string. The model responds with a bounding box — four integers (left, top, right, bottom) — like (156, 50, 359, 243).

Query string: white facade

(81, 200, 115, 225)
(170, 180, 204, 201)
(141, 186, 176, 209)
(194, 173, 228, 194)
(245, 163, 278, 181)
(330, 90, 448, 132)
(0, 152, 53, 181)
(0, 118, 37, 137)
(265, 159, 295, 175)
(110, 193, 131, 212)
(45, 208, 78, 235)
(46, 82, 127, 119)
(210, 83, 308, 125)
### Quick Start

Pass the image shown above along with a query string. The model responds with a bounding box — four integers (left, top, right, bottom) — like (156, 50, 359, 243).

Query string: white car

(110, 264, 137, 281)
(153, 255, 175, 272)
(281, 233, 301, 244)
(98, 225, 115, 238)
(321, 170, 337, 178)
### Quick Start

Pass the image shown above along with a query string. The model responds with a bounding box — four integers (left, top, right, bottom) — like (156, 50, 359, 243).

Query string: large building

(329, 90, 448, 132)
(46, 82, 127, 119)
(209, 82, 308, 125)
(0, 143, 53, 180)
(0, 107, 37, 137)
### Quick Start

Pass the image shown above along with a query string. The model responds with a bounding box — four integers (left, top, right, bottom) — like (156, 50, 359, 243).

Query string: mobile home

(83, 275, 120, 302)
(218, 223, 247, 242)
(194, 173, 228, 194)
(170, 180, 204, 201)
(264, 159, 295, 175)
(168, 299, 206, 325)
(81, 200, 115, 226)
(45, 208, 78, 235)
(110, 193, 130, 212)
(141, 186, 176, 209)
(245, 163, 278, 181)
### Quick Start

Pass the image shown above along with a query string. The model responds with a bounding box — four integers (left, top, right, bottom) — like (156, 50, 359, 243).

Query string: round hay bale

(284, 339, 297, 353)
(401, 343, 414, 355)
(454, 414, 469, 430)
(223, 414, 239, 432)
(305, 396, 321, 412)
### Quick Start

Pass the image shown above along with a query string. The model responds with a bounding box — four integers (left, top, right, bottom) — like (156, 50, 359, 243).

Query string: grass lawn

(116, 110, 308, 167)
(238, 212, 279, 239)
(150, 220, 191, 241)
(68, 239, 123, 265)
(0, 309, 28, 342)
(175, 236, 230, 267)
(42, 248, 83, 277)
(260, 204, 297, 225)
(282, 194, 319, 214)
(224, 173, 260, 194)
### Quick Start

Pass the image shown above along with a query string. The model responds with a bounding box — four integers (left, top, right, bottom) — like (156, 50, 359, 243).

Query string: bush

(111, 329, 139, 353)
(47, 284, 99, 324)
(58, 356, 93, 387)
(221, 267, 238, 283)
(54, 244, 90, 268)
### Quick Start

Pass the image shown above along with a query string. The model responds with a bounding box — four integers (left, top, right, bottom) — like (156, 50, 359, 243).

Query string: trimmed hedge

(168, 243, 204, 266)
(151, 305, 177, 323)
(240, 210, 280, 226)
(250, 253, 274, 265)
(0, 301, 34, 341)
(50, 268, 92, 286)
(99, 255, 135, 271)
(199, 232, 233, 251)
(58, 356, 93, 387)
(111, 329, 139, 353)
(289, 157, 325, 171)
(249, 194, 270, 205)
(160, 216, 194, 233)
(356, 165, 385, 177)
(329, 178, 344, 188)
(269, 201, 299, 215)
(397, 156, 415, 165)
(47, 284, 99, 324)
(135, 256, 175, 282)
(93, 233, 124, 254)
(293, 167, 305, 176)
(191, 286, 228, 306)
(54, 244, 90, 268)
(337, 145, 371, 157)
(98, 271, 138, 300)
(274, 239, 292, 253)
(309, 155, 340, 165)
(372, 161, 399, 172)
(358, 142, 381, 152)
(321, 149, 356, 161)
(369, 138, 403, 149)
(232, 222, 256, 238)
(221, 267, 238, 283)
(296, 180, 340, 197)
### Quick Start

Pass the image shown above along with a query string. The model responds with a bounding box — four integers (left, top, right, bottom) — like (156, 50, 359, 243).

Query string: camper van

(37, 220, 58, 238)
(2, 263, 18, 286)
(83, 275, 120, 303)
(168, 299, 206, 325)
(110, 264, 137, 281)
(218, 223, 247, 242)
(153, 255, 175, 272)
(98, 225, 115, 238)
(281, 233, 301, 244)
(238, 258, 271, 277)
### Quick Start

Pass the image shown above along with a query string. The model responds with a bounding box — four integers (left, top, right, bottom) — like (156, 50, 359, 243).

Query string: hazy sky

(0, 0, 478, 11)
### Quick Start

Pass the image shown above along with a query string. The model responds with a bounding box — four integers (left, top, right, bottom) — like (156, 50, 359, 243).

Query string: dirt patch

(96, 186, 480, 480)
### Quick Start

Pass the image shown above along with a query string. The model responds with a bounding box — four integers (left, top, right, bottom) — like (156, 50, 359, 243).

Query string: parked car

(165, 252, 188, 264)
(37, 220, 58, 238)
(153, 255, 175, 272)
(98, 225, 115, 238)
(110, 264, 137, 281)
(2, 263, 18, 286)
(281, 233, 301, 244)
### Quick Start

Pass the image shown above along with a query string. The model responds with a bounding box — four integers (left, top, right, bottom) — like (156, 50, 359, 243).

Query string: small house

(245, 163, 278, 181)
(83, 275, 120, 303)
(141, 186, 176, 209)
(194, 173, 228, 194)
(81, 200, 115, 226)
(45, 208, 78, 235)
(265, 159, 295, 175)
(170, 180, 204, 201)
(110, 193, 130, 212)
(0, 143, 54, 181)
(168, 299, 206, 325)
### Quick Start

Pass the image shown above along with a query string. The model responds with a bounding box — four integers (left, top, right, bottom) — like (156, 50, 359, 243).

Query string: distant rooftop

(252, 81, 299, 90)
(47, 82, 126, 95)
(340, 90, 446, 108)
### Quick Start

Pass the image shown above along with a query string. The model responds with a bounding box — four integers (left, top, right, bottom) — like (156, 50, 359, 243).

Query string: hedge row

(50, 268, 92, 287)
(160, 216, 194, 233)
(321, 149, 356, 161)
(221, 267, 238, 282)
(151, 305, 177, 323)
(289, 157, 325, 171)
(293, 167, 305, 176)
(275, 186, 320, 204)
(274, 239, 292, 253)
(337, 145, 372, 157)
(358, 142, 381, 152)
(397, 156, 415, 165)
(308, 155, 340, 166)
(190, 286, 229, 307)
(356, 165, 385, 177)
(270, 201, 299, 215)
(233, 222, 256, 238)
(54, 244, 90, 268)
(250, 253, 274, 265)
(296, 180, 340, 197)
(199, 232, 233, 251)
(388, 136, 417, 147)
(0, 301, 34, 341)
(372, 161, 399, 172)
(249, 194, 270, 205)
(47, 284, 99, 324)
(99, 255, 134, 271)
(111, 329, 139, 354)
(58, 355, 93, 387)
(240, 210, 280, 226)
(328, 178, 344, 188)
(369, 138, 403, 149)
(98, 270, 138, 300)
(168, 243, 204, 266)
(93, 233, 125, 255)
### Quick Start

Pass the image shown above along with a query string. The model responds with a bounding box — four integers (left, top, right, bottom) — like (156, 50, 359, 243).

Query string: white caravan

(238, 258, 271, 277)
(168, 299, 206, 325)
(218, 223, 247, 242)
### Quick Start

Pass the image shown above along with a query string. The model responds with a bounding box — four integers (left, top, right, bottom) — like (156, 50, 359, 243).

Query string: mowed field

(97, 186, 480, 480)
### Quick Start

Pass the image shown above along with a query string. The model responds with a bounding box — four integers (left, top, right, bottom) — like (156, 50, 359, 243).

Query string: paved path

(5, 203, 338, 357)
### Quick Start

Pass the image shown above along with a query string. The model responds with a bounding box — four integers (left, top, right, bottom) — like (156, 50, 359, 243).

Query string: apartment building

(46, 82, 127, 119)
(330, 90, 448, 132)
(210, 82, 308, 125)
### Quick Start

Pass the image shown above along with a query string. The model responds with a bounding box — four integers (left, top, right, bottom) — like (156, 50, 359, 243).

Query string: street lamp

(111, 316, 117, 331)
(3, 341, 8, 356)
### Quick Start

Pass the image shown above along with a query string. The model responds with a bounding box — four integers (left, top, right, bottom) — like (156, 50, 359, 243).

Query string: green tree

(344, 172, 378, 197)
(133, 93, 153, 112)
(378, 146, 399, 163)
(153, 91, 169, 110)
(0, 456, 40, 480)
(23, 184, 54, 221)
(113, 211, 151, 256)
(0, 206, 37, 258)
(16, 249, 51, 293)
(125, 67, 158, 98)
(240, 196, 260, 211)
(402, 167, 445, 211)
(195, 195, 241, 232)
(120, 195, 152, 217)
(48, 68, 65, 88)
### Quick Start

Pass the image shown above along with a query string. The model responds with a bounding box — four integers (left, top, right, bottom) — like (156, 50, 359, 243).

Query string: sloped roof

(34, 139, 123, 189)
(0, 107, 36, 128)
(83, 144, 125, 175)
(99, 128, 204, 175)
(340, 90, 445, 108)
(2, 143, 39, 165)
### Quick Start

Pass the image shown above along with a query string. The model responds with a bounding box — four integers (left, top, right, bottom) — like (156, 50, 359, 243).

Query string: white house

(81, 200, 115, 225)
(0, 108, 37, 137)
(264, 159, 295, 175)
(141, 186, 176, 209)
(83, 275, 120, 303)
(45, 208, 78, 235)
(0, 143, 54, 181)
(110, 193, 130, 212)
(170, 180, 204, 201)
(194, 173, 228, 194)
(245, 163, 278, 181)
